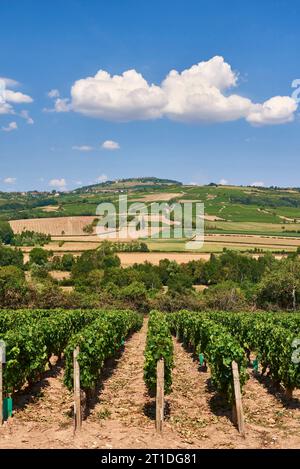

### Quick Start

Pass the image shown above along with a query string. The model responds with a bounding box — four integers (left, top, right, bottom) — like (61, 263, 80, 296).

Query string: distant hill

(2, 178, 300, 232)
(73, 177, 182, 193)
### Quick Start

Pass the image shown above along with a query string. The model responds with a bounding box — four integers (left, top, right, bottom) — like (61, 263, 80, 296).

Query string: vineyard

(0, 309, 142, 395)
(168, 311, 300, 400)
(0, 309, 300, 448)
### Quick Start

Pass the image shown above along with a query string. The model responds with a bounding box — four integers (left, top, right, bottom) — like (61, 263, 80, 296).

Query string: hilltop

(73, 177, 182, 194)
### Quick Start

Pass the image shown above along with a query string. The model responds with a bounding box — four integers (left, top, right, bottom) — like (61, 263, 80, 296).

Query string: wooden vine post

(73, 346, 82, 432)
(156, 358, 164, 433)
(285, 387, 293, 400)
(232, 360, 245, 437)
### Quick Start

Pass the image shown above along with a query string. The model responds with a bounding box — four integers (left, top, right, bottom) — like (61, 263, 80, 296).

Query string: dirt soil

(0, 319, 299, 449)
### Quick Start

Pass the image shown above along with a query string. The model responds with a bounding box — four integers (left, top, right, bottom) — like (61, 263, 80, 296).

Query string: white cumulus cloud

(0, 77, 33, 131)
(20, 110, 34, 124)
(4, 89, 33, 104)
(101, 140, 120, 150)
(3, 177, 16, 184)
(49, 178, 67, 188)
(161, 56, 252, 123)
(54, 98, 72, 112)
(1, 121, 18, 132)
(44, 96, 72, 113)
(72, 145, 94, 152)
(0, 77, 19, 88)
(0, 102, 13, 115)
(246, 96, 297, 125)
(52, 56, 297, 126)
(48, 89, 60, 98)
(250, 181, 265, 187)
(71, 69, 166, 121)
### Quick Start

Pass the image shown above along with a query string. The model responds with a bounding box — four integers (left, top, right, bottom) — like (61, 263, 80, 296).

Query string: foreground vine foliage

(168, 310, 248, 402)
(0, 309, 142, 394)
(0, 309, 101, 393)
(64, 309, 143, 390)
(211, 311, 300, 394)
(144, 310, 174, 394)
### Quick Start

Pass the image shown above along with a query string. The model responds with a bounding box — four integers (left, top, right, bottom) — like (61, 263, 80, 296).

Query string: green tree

(257, 258, 300, 310)
(120, 281, 149, 311)
(31, 263, 51, 281)
(0, 245, 24, 268)
(130, 262, 162, 291)
(0, 221, 14, 244)
(101, 266, 134, 288)
(203, 281, 247, 311)
(51, 255, 62, 270)
(86, 269, 104, 292)
(157, 259, 181, 284)
(61, 253, 75, 271)
(167, 271, 194, 295)
(182, 260, 205, 284)
(29, 247, 50, 265)
(139, 242, 149, 252)
(202, 254, 221, 284)
(72, 247, 120, 281)
(0, 266, 28, 307)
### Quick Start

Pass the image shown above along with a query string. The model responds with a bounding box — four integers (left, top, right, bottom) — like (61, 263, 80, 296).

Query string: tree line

(1, 240, 300, 312)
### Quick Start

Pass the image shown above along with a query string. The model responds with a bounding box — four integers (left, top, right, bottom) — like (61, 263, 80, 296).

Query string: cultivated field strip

(9, 216, 96, 236)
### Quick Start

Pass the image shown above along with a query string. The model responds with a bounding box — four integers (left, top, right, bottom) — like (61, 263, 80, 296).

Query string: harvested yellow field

(200, 242, 295, 252)
(130, 192, 183, 202)
(212, 221, 300, 233)
(118, 252, 211, 266)
(10, 216, 96, 236)
(205, 233, 300, 247)
(46, 241, 101, 252)
(53, 232, 300, 248)
(53, 235, 101, 242)
(42, 205, 59, 212)
(21, 248, 288, 266)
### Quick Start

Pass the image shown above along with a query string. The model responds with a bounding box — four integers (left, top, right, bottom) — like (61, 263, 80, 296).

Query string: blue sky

(0, 0, 300, 191)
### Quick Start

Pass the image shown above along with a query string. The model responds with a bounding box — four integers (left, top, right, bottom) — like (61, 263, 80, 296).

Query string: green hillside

(1, 179, 300, 237)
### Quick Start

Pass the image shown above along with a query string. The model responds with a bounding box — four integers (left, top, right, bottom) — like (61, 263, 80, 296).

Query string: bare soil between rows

(0, 319, 300, 449)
